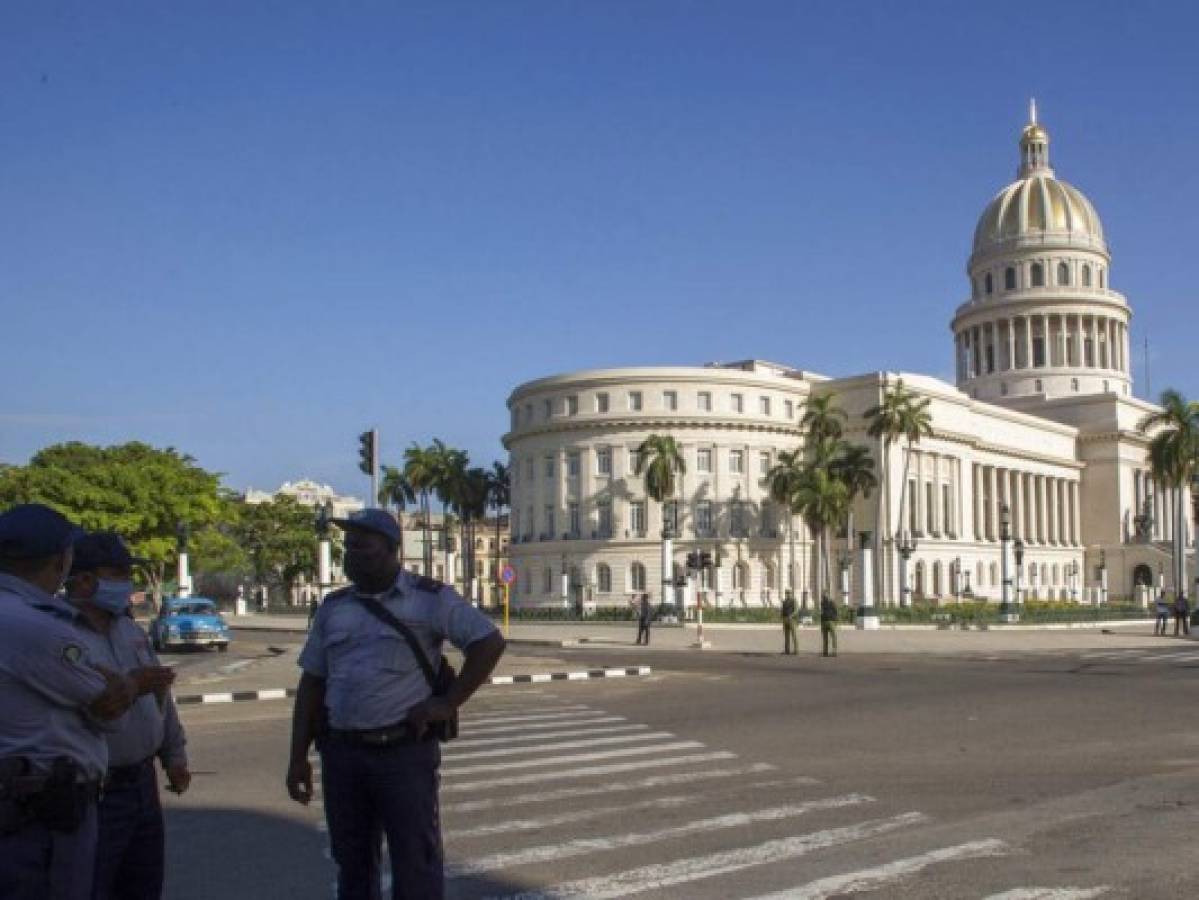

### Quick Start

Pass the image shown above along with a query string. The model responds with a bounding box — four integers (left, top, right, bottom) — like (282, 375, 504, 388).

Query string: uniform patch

(62, 643, 84, 665)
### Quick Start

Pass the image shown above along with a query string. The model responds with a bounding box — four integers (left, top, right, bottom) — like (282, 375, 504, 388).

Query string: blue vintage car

(150, 597, 231, 653)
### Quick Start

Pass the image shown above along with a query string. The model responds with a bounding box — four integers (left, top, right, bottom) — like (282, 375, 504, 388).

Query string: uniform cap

(71, 532, 147, 574)
(0, 504, 84, 559)
(330, 508, 401, 545)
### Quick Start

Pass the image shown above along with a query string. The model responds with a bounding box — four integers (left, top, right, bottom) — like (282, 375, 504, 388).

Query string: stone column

(1071, 480, 1081, 545)
(1035, 476, 1046, 544)
(988, 465, 998, 542)
(1023, 316, 1033, 370)
(1073, 314, 1083, 369)
(1046, 477, 1058, 545)
(1005, 318, 1015, 371)
(973, 464, 983, 542)
(1013, 469, 1024, 541)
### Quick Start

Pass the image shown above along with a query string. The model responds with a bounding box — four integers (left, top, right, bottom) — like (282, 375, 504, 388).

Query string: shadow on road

(165, 806, 534, 899)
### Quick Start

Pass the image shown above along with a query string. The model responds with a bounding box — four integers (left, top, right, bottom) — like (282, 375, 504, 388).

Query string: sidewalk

(228, 613, 1194, 657)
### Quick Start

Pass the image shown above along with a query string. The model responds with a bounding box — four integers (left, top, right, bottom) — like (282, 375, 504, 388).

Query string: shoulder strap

(353, 594, 439, 690)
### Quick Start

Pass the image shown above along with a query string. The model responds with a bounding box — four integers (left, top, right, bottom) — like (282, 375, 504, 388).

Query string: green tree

(1138, 389, 1199, 598)
(801, 394, 848, 444)
(403, 442, 439, 573)
(635, 435, 686, 535)
(487, 462, 511, 596)
(0, 441, 224, 601)
(793, 464, 849, 597)
(831, 442, 878, 550)
(767, 448, 807, 602)
(379, 465, 415, 565)
(233, 496, 319, 604)
(430, 441, 469, 585)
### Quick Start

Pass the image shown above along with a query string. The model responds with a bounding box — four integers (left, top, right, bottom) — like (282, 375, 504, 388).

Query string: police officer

(819, 593, 839, 658)
(285, 509, 505, 900)
(634, 593, 653, 645)
(63, 533, 186, 900)
(0, 505, 140, 900)
(780, 590, 798, 655)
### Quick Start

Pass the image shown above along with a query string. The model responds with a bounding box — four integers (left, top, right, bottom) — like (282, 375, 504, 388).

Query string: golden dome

(1021, 123, 1049, 144)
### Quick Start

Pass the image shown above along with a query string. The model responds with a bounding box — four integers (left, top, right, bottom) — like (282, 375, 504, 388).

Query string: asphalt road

(163, 642, 1199, 899)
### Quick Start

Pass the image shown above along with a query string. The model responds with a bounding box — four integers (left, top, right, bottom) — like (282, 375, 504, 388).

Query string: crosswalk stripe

(452, 723, 649, 749)
(495, 811, 929, 900)
(740, 839, 1010, 899)
(445, 731, 675, 761)
(441, 750, 738, 793)
(982, 889, 1110, 899)
(445, 793, 697, 839)
(468, 709, 600, 727)
(441, 740, 705, 777)
(441, 763, 782, 812)
(1141, 651, 1199, 661)
(448, 793, 875, 877)
(464, 715, 623, 736)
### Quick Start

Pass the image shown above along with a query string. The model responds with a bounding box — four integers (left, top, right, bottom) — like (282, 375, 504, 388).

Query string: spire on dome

(1018, 99, 1052, 178)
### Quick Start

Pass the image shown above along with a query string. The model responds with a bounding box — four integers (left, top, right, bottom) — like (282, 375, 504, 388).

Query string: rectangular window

(543, 567, 553, 593)
(1033, 338, 1046, 368)
(544, 456, 554, 478)
(907, 481, 918, 535)
(698, 391, 712, 412)
(697, 448, 712, 473)
(925, 482, 935, 534)
(729, 450, 744, 474)
(630, 501, 646, 535)
(628, 449, 641, 474)
(596, 393, 610, 413)
(596, 448, 611, 475)
(759, 396, 771, 416)
(696, 501, 713, 535)
(597, 500, 612, 536)
(544, 506, 555, 538)
(785, 400, 794, 420)
(759, 451, 771, 475)
(566, 395, 578, 415)
(567, 451, 580, 477)
(731, 502, 746, 537)
(942, 484, 954, 537)
(525, 505, 533, 538)
(568, 502, 580, 535)
(543, 399, 552, 419)
(628, 391, 643, 411)
(663, 390, 678, 411)
(731, 394, 744, 413)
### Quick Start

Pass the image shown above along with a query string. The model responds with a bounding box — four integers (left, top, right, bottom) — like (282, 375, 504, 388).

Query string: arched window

(1057, 261, 1070, 285)
(1031, 263, 1045, 287)
(1035, 379, 1043, 393)
(1004, 267, 1016, 291)
(543, 567, 553, 593)
(932, 561, 943, 596)
(1081, 265, 1092, 287)
(764, 562, 776, 590)
(985, 272, 994, 295)
(989, 562, 999, 588)
(1051, 564, 1060, 586)
(733, 562, 750, 591)
(1040, 563, 1049, 588)
(976, 561, 985, 587)
(630, 562, 646, 592)
(1071, 378, 1079, 392)
(596, 563, 612, 593)
(914, 562, 926, 599)
(1098, 269, 1106, 289)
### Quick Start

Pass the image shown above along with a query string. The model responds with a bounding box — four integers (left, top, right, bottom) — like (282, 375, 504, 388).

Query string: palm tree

(1138, 389, 1199, 599)
(865, 379, 932, 602)
(429, 439, 469, 583)
(767, 448, 807, 603)
(378, 465, 415, 564)
(403, 443, 439, 574)
(831, 442, 878, 553)
(487, 462, 511, 592)
(801, 394, 848, 444)
(452, 466, 490, 601)
(635, 435, 686, 603)
(793, 464, 850, 597)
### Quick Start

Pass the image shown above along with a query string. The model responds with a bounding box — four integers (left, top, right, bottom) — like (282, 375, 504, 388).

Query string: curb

(174, 666, 653, 706)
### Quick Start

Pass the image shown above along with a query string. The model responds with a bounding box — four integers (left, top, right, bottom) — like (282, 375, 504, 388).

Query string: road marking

(494, 812, 929, 899)
(449, 794, 875, 877)
(452, 723, 649, 748)
(441, 740, 705, 777)
(464, 715, 627, 737)
(468, 709, 599, 727)
(445, 794, 698, 839)
(441, 762, 781, 812)
(740, 839, 1010, 899)
(441, 750, 738, 793)
(1140, 650, 1199, 661)
(445, 731, 675, 761)
(983, 889, 1110, 899)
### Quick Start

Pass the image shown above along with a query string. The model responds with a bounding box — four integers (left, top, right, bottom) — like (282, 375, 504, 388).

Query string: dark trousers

(1175, 611, 1191, 636)
(0, 800, 97, 900)
(822, 624, 838, 657)
(636, 622, 651, 645)
(93, 761, 163, 900)
(1155, 612, 1169, 635)
(319, 736, 443, 900)
(782, 621, 797, 655)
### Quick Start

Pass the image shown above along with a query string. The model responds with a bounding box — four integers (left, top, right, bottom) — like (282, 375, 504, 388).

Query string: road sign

(500, 564, 516, 585)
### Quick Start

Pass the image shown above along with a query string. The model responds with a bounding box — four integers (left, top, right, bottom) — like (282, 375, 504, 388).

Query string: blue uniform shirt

(72, 612, 188, 769)
(0, 573, 111, 779)
(299, 570, 498, 730)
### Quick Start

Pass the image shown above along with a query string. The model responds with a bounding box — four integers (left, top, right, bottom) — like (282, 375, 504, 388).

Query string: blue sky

(2, 1, 1197, 498)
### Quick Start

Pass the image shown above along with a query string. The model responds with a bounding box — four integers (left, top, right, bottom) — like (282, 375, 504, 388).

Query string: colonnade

(1133, 469, 1192, 545)
(971, 463, 1080, 546)
(956, 312, 1129, 380)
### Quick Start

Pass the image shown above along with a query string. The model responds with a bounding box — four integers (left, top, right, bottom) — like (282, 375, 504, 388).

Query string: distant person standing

(780, 590, 798, 655)
(1154, 594, 1171, 636)
(819, 593, 839, 658)
(1174, 594, 1191, 637)
(635, 593, 653, 646)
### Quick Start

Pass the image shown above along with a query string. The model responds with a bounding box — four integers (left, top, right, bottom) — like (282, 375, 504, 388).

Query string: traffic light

(357, 430, 376, 476)
(699, 551, 714, 569)
(686, 551, 700, 570)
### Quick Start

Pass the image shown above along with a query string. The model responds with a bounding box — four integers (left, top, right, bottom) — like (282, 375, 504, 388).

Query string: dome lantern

(1018, 98, 1052, 178)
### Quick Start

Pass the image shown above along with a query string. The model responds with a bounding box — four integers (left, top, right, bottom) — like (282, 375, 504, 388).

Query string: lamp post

(1067, 560, 1079, 603)
(560, 553, 570, 610)
(175, 520, 192, 599)
(1098, 548, 1108, 606)
(1013, 539, 1025, 608)
(315, 500, 333, 597)
(897, 531, 918, 608)
(952, 556, 962, 600)
(999, 503, 1018, 622)
(838, 548, 852, 609)
(856, 531, 879, 630)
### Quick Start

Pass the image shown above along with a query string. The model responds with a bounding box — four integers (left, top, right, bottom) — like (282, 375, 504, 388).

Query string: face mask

(92, 579, 134, 615)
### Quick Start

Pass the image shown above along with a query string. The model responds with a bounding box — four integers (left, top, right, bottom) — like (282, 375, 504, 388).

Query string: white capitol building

(502, 105, 1194, 612)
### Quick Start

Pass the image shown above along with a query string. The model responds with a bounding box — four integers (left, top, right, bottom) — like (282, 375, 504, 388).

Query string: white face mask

(91, 579, 134, 615)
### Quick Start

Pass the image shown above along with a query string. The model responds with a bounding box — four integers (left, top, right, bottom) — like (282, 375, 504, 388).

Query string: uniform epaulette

(414, 575, 446, 593)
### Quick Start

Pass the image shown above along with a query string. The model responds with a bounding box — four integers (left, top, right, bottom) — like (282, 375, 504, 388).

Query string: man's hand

(165, 763, 191, 795)
(286, 758, 314, 805)
(405, 696, 456, 740)
(131, 666, 176, 697)
(89, 668, 138, 720)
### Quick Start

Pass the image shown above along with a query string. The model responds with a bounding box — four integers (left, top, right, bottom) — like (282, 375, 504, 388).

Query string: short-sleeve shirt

(0, 573, 110, 778)
(298, 570, 498, 730)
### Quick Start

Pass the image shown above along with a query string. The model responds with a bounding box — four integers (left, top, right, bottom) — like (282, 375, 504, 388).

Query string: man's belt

(327, 722, 427, 747)
(0, 774, 103, 802)
(104, 758, 153, 791)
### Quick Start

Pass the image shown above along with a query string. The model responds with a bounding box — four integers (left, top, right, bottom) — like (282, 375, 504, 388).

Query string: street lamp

(999, 503, 1018, 622)
(1067, 560, 1079, 603)
(838, 549, 852, 609)
(897, 531, 918, 608)
(1013, 539, 1025, 608)
(952, 555, 962, 600)
(1098, 548, 1108, 605)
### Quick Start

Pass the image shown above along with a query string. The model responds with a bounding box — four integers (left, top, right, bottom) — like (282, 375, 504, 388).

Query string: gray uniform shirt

(0, 573, 111, 779)
(73, 612, 188, 769)
(299, 570, 498, 730)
